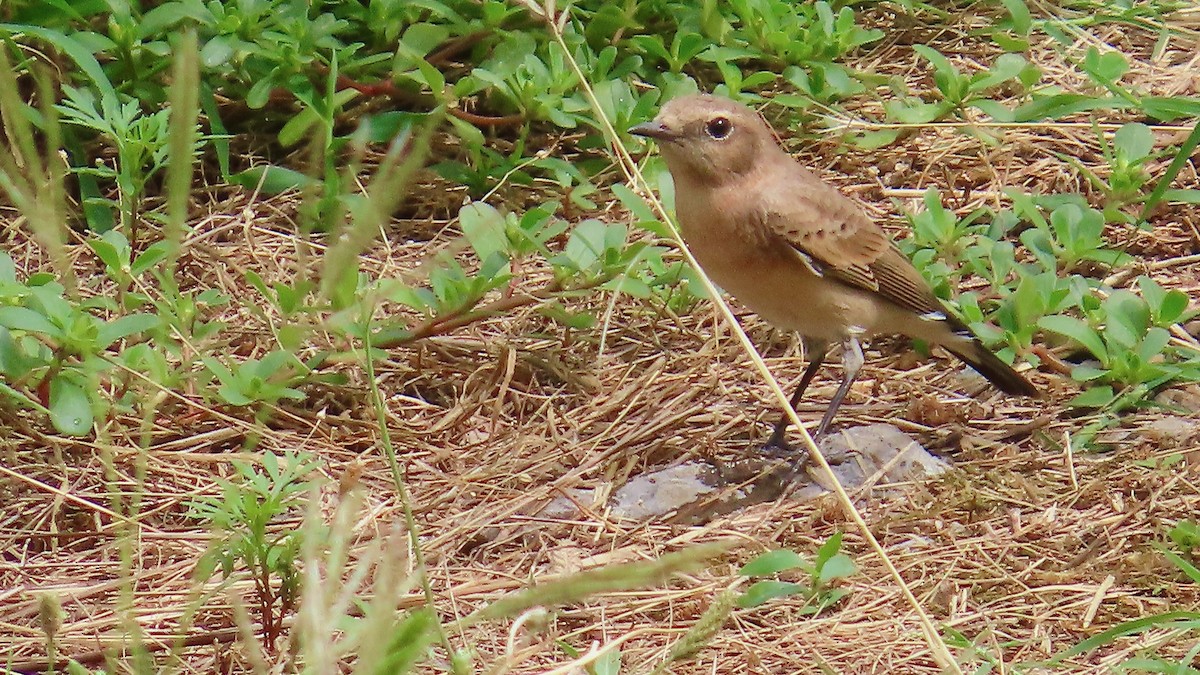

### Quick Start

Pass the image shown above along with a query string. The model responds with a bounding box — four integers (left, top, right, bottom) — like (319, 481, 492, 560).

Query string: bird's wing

(757, 174, 950, 321)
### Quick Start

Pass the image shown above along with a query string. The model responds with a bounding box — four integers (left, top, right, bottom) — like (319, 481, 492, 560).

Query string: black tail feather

(948, 340, 1039, 397)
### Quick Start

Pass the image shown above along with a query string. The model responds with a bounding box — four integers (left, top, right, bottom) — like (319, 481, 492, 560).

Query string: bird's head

(629, 94, 776, 186)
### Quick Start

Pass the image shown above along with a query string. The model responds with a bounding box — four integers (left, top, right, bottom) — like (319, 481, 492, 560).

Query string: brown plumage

(630, 93, 1037, 446)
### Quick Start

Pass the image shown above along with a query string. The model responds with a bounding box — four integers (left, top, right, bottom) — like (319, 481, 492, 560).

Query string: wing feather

(757, 170, 952, 321)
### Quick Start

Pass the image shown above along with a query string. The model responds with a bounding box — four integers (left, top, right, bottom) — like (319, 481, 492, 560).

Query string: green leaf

(412, 56, 447, 96)
(1169, 521, 1200, 550)
(611, 183, 658, 222)
(736, 580, 808, 609)
(590, 647, 622, 675)
(740, 549, 807, 576)
(538, 301, 595, 330)
(1011, 94, 1117, 122)
(200, 34, 235, 68)
(991, 33, 1029, 53)
(1104, 290, 1150, 348)
(401, 22, 450, 56)
(999, 0, 1031, 35)
(217, 381, 254, 406)
(971, 53, 1027, 92)
(1066, 386, 1115, 409)
(278, 89, 358, 148)
(601, 276, 652, 299)
(1113, 123, 1153, 161)
(888, 101, 951, 124)
(1082, 47, 1129, 84)
(232, 166, 319, 194)
(1138, 327, 1171, 363)
(1038, 315, 1107, 362)
(1160, 188, 1200, 204)
(603, 222, 628, 254)
(459, 202, 510, 264)
(132, 241, 171, 277)
(560, 219, 609, 271)
(447, 114, 485, 149)
(0, 306, 60, 336)
(1157, 291, 1189, 325)
(912, 45, 959, 98)
(1071, 365, 1109, 382)
(847, 128, 901, 150)
(1143, 118, 1200, 218)
(1140, 97, 1200, 122)
(96, 313, 159, 349)
(814, 532, 844, 568)
(88, 230, 129, 275)
(50, 376, 93, 436)
(0, 252, 14, 282)
(1157, 544, 1200, 585)
(816, 553, 857, 584)
(971, 99, 1014, 123)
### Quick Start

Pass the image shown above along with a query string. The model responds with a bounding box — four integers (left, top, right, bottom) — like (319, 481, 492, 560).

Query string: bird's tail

(947, 339, 1039, 397)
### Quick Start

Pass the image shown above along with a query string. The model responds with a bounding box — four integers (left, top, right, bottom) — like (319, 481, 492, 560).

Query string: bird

(629, 93, 1037, 449)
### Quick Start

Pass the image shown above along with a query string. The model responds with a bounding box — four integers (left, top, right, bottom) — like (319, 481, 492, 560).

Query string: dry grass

(4, 7, 1200, 675)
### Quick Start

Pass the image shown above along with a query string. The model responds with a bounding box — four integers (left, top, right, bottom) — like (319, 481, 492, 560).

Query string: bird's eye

(705, 116, 732, 140)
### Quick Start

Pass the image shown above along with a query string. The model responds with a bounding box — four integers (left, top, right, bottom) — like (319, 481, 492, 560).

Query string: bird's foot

(760, 432, 793, 461)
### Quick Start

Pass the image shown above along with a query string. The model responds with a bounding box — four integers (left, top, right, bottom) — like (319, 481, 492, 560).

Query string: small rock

(539, 488, 597, 519)
(539, 425, 947, 524)
(807, 423, 947, 493)
(610, 462, 722, 521)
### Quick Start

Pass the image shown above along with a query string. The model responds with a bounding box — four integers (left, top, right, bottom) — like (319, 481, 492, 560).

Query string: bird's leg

(764, 339, 829, 450)
(815, 336, 864, 438)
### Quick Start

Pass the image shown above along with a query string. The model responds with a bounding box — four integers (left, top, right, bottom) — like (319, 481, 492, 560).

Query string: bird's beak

(629, 120, 678, 141)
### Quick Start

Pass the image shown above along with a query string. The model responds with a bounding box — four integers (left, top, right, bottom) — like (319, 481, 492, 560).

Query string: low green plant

(896, 184, 1200, 416)
(189, 450, 319, 653)
(903, 187, 991, 264)
(55, 83, 180, 234)
(1093, 122, 1156, 207)
(630, 30, 712, 75)
(736, 533, 858, 614)
(202, 351, 312, 416)
(1038, 277, 1199, 409)
(469, 32, 586, 128)
(971, 274, 1086, 368)
(887, 49, 1039, 124)
(368, 200, 670, 348)
(723, 0, 884, 67)
(0, 251, 160, 436)
(87, 230, 172, 304)
(1014, 198, 1134, 272)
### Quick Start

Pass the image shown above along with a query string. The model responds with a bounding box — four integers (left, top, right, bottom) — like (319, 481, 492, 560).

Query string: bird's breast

(675, 201, 844, 341)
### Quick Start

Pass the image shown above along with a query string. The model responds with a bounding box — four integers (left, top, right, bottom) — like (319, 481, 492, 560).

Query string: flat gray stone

(808, 423, 947, 492)
(540, 424, 945, 524)
(611, 462, 722, 521)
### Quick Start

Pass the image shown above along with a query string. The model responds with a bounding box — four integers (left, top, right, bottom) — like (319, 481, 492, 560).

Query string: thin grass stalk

(361, 326, 458, 664)
(164, 29, 200, 279)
